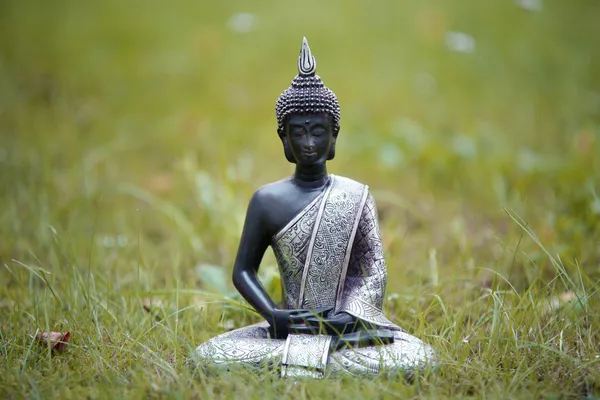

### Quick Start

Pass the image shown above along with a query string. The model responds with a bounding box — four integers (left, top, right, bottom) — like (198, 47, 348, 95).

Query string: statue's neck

(293, 163, 329, 189)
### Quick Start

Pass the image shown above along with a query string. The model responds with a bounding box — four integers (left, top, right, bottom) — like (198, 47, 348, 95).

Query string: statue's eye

(291, 127, 305, 137)
(312, 128, 325, 136)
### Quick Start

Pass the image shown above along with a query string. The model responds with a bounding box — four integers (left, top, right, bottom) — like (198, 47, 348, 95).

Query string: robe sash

(298, 176, 368, 309)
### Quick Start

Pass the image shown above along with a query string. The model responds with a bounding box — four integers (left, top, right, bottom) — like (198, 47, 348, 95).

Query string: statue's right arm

(231, 191, 331, 338)
(231, 191, 278, 320)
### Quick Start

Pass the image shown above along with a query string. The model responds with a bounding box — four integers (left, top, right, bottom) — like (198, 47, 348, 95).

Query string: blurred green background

(1, 0, 600, 397)
(1, 0, 598, 283)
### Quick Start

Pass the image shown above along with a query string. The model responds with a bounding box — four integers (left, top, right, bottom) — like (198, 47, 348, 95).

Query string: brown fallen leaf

(36, 331, 71, 352)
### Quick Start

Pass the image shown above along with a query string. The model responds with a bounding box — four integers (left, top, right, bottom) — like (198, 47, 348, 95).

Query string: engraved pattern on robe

(336, 192, 398, 327)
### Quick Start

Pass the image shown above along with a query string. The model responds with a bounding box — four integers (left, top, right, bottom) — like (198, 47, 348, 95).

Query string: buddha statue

(194, 38, 435, 378)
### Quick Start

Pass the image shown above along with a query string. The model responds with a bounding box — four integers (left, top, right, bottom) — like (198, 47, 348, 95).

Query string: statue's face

(284, 113, 335, 165)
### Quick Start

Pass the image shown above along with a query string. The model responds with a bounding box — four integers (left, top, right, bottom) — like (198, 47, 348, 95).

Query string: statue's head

(275, 38, 341, 164)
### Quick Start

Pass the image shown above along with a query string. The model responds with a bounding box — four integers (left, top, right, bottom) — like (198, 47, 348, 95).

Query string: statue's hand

(290, 312, 370, 336)
(267, 307, 332, 339)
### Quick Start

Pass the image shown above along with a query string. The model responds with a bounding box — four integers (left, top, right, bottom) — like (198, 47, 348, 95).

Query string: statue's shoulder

(332, 174, 369, 191)
(251, 177, 293, 205)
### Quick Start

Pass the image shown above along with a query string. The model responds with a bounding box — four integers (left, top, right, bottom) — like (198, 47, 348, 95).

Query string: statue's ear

(327, 136, 336, 160)
(281, 136, 297, 164)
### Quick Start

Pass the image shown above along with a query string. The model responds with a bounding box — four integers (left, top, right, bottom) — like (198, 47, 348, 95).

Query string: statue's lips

(302, 152, 317, 158)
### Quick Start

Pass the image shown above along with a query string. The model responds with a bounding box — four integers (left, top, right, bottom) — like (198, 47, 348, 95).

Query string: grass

(1, 0, 600, 398)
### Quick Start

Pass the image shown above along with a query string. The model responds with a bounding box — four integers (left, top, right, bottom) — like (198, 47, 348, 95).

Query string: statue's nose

(305, 138, 315, 150)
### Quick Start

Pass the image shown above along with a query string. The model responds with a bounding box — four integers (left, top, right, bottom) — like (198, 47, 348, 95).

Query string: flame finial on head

(276, 37, 340, 142)
(297, 37, 316, 76)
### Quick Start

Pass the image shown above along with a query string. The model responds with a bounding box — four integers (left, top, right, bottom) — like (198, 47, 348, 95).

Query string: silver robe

(195, 175, 434, 378)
